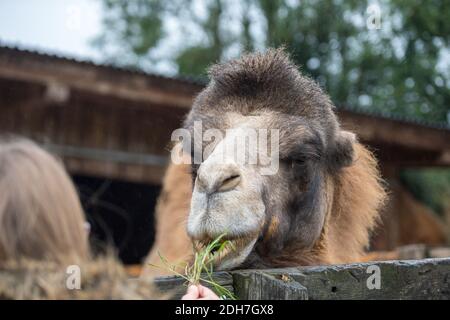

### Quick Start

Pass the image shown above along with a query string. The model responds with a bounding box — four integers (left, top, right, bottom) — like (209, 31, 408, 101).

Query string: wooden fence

(153, 258, 450, 300)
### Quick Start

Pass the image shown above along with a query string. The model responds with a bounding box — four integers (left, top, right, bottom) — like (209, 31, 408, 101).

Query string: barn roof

(1, 42, 448, 130)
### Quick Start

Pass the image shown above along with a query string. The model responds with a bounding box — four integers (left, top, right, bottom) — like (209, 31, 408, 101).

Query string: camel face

(185, 112, 334, 270)
(187, 114, 278, 270)
(181, 49, 357, 270)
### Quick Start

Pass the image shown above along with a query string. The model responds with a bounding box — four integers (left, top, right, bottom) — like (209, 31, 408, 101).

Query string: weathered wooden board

(233, 271, 308, 300)
(428, 247, 450, 259)
(232, 258, 450, 300)
(388, 244, 450, 260)
(152, 258, 450, 300)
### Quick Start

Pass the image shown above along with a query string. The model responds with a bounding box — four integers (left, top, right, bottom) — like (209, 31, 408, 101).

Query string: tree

(93, 0, 450, 123)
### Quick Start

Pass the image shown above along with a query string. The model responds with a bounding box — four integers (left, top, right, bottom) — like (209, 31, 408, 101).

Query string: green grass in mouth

(149, 233, 237, 300)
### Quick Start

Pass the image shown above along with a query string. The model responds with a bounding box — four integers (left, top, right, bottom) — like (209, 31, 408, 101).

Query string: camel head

(179, 49, 357, 270)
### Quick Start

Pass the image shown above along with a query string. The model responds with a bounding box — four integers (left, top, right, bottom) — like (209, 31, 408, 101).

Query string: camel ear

(328, 130, 356, 170)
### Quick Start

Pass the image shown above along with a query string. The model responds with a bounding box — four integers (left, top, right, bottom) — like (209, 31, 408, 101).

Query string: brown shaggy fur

(143, 151, 193, 277)
(322, 143, 387, 263)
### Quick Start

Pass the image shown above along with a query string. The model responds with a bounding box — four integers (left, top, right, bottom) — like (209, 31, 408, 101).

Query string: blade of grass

(149, 233, 237, 299)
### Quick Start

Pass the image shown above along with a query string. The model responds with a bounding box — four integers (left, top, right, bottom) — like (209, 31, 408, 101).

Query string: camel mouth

(193, 236, 257, 270)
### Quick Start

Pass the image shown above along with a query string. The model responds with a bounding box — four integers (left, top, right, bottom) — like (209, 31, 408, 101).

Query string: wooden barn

(0, 45, 449, 264)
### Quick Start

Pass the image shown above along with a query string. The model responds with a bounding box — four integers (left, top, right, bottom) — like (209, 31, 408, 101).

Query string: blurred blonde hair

(0, 137, 89, 265)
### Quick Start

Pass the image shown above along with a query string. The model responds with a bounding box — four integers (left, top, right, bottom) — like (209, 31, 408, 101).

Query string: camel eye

(291, 158, 306, 169)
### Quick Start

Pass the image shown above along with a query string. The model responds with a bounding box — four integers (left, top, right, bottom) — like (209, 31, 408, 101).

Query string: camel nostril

(217, 174, 241, 192)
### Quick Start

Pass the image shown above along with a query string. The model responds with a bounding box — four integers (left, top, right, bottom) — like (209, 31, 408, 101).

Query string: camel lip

(193, 235, 256, 270)
(193, 236, 251, 253)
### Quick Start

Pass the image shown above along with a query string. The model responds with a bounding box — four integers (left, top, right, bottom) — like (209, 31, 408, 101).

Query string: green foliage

(400, 169, 450, 216)
(94, 0, 450, 124)
(92, 0, 165, 65)
(176, 45, 220, 75)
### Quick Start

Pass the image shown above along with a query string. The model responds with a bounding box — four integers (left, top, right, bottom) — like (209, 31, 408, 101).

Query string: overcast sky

(0, 0, 102, 61)
(1, 1, 448, 78)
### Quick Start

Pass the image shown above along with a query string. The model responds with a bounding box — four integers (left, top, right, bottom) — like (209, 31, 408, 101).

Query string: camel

(144, 49, 387, 276)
